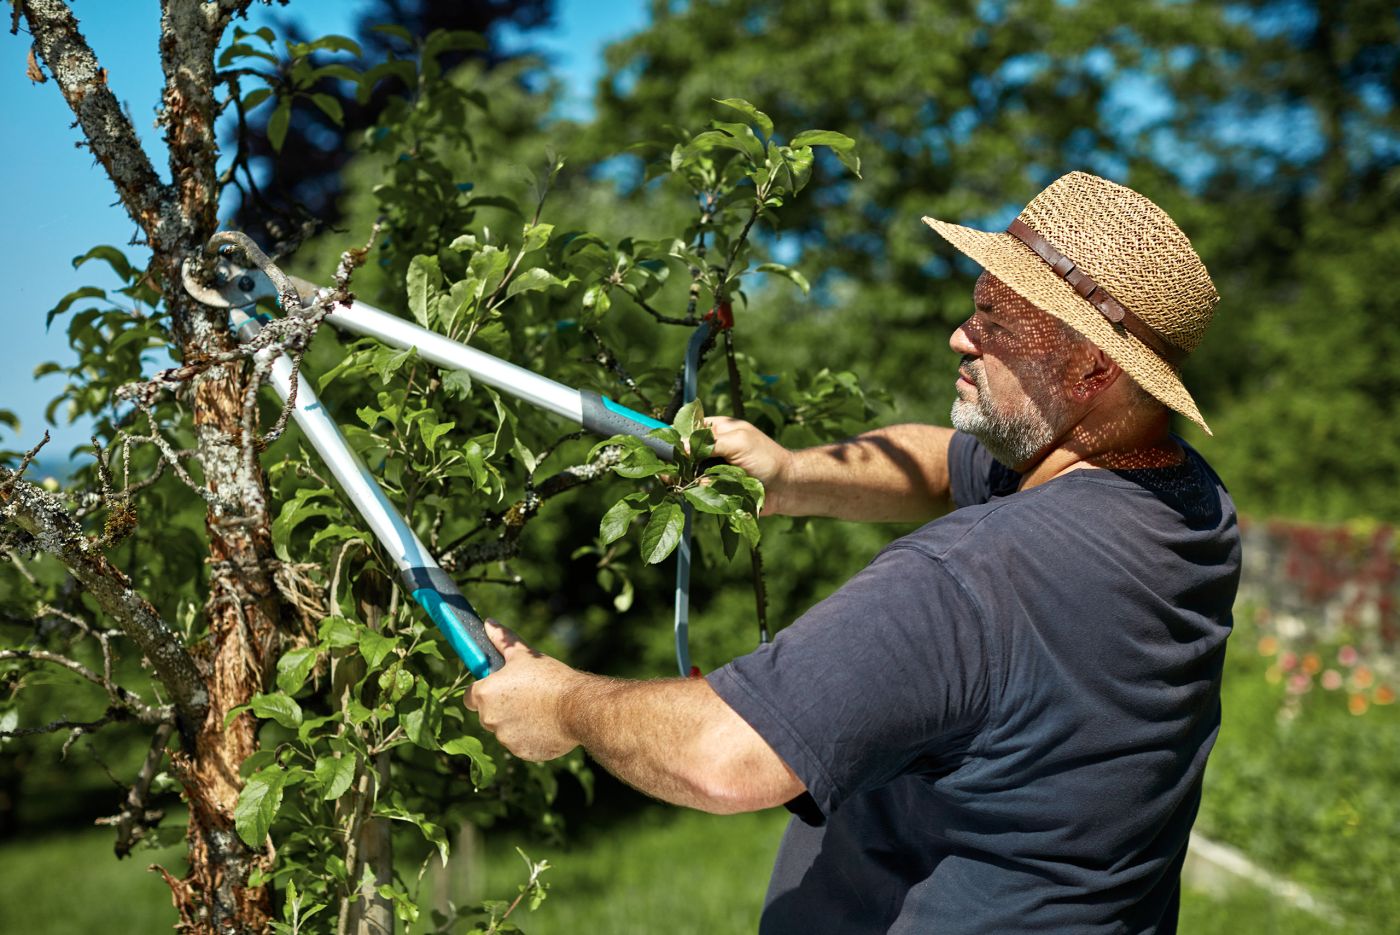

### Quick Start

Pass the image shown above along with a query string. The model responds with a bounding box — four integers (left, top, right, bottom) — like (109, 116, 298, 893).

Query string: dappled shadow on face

(953, 273, 1179, 472)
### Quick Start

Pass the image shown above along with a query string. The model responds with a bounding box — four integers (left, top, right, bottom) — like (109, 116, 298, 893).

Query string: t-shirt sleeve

(948, 431, 1020, 508)
(706, 545, 992, 819)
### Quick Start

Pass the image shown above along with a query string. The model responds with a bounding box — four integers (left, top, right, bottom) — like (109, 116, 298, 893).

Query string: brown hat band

(1006, 218, 1187, 368)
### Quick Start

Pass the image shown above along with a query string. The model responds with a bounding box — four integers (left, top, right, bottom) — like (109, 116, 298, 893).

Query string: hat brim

(922, 216, 1210, 434)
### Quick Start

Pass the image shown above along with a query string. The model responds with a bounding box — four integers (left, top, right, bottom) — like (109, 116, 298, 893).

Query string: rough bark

(0, 470, 207, 734)
(16, 2, 285, 931)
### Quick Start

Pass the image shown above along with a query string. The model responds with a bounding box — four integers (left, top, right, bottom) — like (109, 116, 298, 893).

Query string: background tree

(586, 0, 1400, 521)
(232, 0, 554, 249)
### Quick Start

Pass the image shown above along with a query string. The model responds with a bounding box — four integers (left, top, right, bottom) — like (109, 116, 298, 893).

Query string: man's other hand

(706, 416, 793, 516)
(465, 621, 580, 762)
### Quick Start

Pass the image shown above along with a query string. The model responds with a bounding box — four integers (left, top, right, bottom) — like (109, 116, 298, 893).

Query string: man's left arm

(465, 621, 805, 814)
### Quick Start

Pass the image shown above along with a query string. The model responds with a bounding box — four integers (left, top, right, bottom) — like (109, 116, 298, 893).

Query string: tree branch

(0, 648, 167, 723)
(17, 0, 178, 246)
(98, 720, 176, 858)
(0, 469, 208, 737)
(441, 446, 626, 571)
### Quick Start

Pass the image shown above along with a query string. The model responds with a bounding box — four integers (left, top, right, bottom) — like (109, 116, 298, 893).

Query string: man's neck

(1013, 409, 1181, 491)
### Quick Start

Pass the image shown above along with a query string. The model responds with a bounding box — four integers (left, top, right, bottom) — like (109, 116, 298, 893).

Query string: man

(465, 171, 1240, 933)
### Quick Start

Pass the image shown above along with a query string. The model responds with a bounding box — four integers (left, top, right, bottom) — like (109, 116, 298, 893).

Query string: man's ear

(1072, 345, 1122, 401)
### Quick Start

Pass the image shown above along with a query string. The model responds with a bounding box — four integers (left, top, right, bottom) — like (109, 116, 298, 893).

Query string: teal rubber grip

(579, 390, 674, 460)
(402, 567, 502, 678)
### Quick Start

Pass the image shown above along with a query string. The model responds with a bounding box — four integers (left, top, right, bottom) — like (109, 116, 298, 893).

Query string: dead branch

(17, 0, 177, 246)
(0, 431, 50, 499)
(0, 648, 168, 722)
(584, 328, 656, 412)
(0, 468, 208, 735)
(99, 720, 177, 858)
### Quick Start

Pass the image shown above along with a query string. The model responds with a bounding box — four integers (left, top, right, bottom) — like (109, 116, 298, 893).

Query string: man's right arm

(708, 418, 956, 523)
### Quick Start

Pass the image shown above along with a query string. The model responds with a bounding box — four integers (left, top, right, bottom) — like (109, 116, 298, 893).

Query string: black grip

(402, 566, 504, 678)
(579, 390, 675, 461)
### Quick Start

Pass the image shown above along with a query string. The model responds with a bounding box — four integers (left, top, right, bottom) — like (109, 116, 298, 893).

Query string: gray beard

(949, 366, 1066, 468)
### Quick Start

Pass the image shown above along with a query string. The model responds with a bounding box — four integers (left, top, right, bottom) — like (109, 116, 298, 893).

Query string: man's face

(948, 272, 1082, 467)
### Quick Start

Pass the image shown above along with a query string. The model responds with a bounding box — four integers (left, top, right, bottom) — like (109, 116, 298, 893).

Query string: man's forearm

(781, 424, 955, 522)
(558, 673, 802, 814)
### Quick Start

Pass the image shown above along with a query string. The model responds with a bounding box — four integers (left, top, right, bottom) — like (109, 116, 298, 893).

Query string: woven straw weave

(923, 171, 1219, 433)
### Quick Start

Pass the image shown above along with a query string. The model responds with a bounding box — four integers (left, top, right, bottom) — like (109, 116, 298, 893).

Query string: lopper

(183, 234, 712, 679)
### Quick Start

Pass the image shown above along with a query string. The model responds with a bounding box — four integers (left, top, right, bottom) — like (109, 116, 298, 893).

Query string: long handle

(236, 313, 503, 677)
(673, 320, 713, 676)
(289, 278, 673, 458)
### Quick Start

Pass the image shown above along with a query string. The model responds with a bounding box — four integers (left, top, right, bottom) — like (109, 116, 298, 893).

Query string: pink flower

(1338, 645, 1359, 667)
(1287, 673, 1312, 695)
(1281, 652, 1299, 672)
(1321, 670, 1343, 691)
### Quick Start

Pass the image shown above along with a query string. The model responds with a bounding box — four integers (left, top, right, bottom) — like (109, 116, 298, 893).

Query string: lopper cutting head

(181, 253, 278, 310)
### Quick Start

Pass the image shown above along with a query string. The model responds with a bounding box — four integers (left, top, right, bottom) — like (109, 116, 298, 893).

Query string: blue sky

(0, 0, 647, 468)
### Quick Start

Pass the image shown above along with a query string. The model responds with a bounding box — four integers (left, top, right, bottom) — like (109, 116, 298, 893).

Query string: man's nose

(949, 320, 977, 357)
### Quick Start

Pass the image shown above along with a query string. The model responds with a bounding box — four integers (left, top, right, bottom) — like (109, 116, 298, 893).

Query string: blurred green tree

(584, 0, 1400, 521)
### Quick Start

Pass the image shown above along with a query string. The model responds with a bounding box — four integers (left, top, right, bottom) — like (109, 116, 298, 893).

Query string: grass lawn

(0, 609, 1386, 933)
(0, 807, 1326, 934)
(1196, 611, 1400, 934)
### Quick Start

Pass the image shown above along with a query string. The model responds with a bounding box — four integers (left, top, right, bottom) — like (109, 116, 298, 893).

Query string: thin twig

(1, 431, 50, 498)
(99, 720, 176, 857)
(584, 328, 656, 412)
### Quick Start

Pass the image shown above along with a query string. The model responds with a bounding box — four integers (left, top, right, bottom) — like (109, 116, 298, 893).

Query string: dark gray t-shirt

(708, 432, 1240, 934)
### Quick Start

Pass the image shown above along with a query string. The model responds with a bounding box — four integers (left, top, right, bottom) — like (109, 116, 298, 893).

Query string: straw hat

(922, 171, 1219, 433)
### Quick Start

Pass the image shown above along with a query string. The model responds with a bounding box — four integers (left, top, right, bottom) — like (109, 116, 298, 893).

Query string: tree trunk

(19, 2, 285, 930)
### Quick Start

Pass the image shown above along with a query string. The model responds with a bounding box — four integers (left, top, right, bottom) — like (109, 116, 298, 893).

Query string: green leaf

(271, 488, 340, 561)
(599, 498, 643, 545)
(521, 222, 554, 254)
(249, 692, 303, 729)
(442, 370, 472, 400)
(441, 735, 497, 788)
(238, 750, 276, 779)
(358, 629, 397, 668)
(46, 286, 106, 330)
(275, 646, 319, 695)
(402, 695, 441, 750)
(307, 523, 363, 552)
(311, 93, 344, 126)
(422, 418, 457, 451)
(505, 267, 572, 299)
(756, 262, 811, 295)
(379, 665, 414, 702)
(373, 345, 416, 385)
(719, 521, 740, 561)
(714, 98, 773, 138)
(640, 502, 686, 564)
(790, 129, 861, 177)
(314, 754, 357, 801)
(684, 484, 734, 515)
(671, 399, 705, 438)
(234, 765, 286, 846)
(406, 255, 441, 328)
(790, 129, 855, 150)
(310, 34, 362, 57)
(267, 99, 292, 152)
(728, 509, 761, 548)
(369, 24, 414, 44)
(318, 615, 357, 648)
(71, 245, 134, 282)
(240, 87, 272, 111)
(311, 63, 360, 83)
